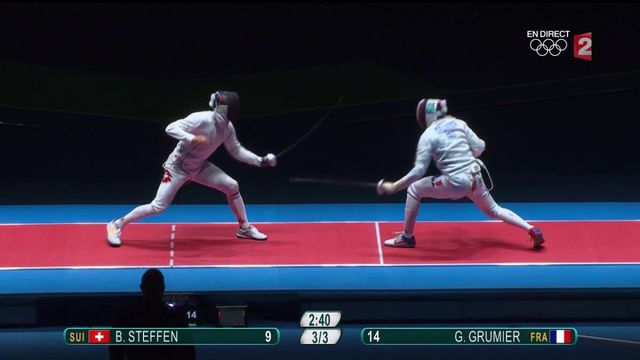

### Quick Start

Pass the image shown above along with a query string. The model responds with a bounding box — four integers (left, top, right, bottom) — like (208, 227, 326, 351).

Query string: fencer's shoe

(237, 225, 268, 241)
(528, 227, 545, 248)
(106, 220, 122, 247)
(384, 233, 416, 248)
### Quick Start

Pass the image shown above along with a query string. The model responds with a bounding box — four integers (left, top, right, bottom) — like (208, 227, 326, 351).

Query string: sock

(403, 193, 420, 237)
(227, 192, 249, 229)
(115, 204, 156, 228)
(496, 207, 534, 231)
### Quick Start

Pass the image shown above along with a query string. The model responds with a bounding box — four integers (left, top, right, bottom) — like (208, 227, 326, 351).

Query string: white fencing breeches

(116, 162, 248, 228)
(402, 172, 532, 236)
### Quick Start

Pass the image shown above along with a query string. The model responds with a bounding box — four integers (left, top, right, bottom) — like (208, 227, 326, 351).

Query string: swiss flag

(161, 170, 172, 183)
(88, 330, 111, 344)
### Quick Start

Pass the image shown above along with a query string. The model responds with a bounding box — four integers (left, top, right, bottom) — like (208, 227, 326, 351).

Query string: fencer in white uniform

(378, 98, 545, 248)
(107, 91, 277, 247)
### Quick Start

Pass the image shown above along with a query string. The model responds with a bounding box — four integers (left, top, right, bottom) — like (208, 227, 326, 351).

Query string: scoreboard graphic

(65, 328, 279, 346)
(65, 312, 577, 347)
(362, 328, 577, 345)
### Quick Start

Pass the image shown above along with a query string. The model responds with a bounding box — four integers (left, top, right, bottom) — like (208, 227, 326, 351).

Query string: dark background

(1, 3, 639, 204)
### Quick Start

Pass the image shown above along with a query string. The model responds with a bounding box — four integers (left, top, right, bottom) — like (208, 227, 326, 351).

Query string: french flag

(550, 329, 573, 344)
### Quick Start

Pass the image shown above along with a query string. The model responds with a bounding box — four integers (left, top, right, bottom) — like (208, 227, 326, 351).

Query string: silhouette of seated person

(109, 268, 196, 360)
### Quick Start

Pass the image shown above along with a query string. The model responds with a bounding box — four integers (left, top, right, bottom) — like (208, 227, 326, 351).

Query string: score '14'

(366, 330, 380, 343)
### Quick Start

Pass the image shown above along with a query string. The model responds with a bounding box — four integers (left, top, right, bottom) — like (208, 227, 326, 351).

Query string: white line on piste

(2, 261, 640, 271)
(0, 219, 638, 226)
(169, 225, 176, 268)
(375, 222, 384, 265)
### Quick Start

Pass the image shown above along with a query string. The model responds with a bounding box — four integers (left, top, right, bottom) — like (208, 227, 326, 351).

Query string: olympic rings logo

(529, 38, 568, 56)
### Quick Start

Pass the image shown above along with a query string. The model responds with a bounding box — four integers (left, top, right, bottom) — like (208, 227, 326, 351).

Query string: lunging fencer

(377, 98, 545, 248)
(107, 91, 277, 247)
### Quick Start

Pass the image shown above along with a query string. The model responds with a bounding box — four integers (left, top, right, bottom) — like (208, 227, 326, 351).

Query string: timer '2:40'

(308, 313, 332, 327)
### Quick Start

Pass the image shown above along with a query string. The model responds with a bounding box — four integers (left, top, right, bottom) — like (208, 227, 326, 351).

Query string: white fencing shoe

(236, 225, 267, 241)
(106, 220, 122, 247)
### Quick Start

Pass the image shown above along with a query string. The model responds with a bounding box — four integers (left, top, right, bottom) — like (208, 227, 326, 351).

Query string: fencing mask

(209, 90, 240, 122)
(416, 98, 448, 129)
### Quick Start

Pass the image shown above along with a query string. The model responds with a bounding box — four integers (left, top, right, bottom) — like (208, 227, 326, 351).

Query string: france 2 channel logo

(573, 32, 592, 61)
